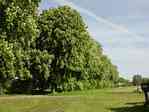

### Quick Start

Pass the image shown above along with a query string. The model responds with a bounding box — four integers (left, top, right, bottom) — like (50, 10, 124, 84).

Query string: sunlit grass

(0, 87, 148, 112)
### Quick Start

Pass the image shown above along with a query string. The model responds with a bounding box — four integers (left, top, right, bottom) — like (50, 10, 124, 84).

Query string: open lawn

(0, 87, 148, 112)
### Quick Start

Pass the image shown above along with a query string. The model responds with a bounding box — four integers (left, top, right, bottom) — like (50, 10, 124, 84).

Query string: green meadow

(0, 87, 148, 112)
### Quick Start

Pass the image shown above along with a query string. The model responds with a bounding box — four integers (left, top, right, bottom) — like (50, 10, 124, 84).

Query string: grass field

(0, 87, 148, 112)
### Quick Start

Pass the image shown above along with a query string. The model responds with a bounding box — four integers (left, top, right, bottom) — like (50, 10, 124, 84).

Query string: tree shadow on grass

(110, 102, 149, 112)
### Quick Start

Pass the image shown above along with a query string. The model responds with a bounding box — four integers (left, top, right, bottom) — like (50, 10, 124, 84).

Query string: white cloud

(53, 0, 143, 41)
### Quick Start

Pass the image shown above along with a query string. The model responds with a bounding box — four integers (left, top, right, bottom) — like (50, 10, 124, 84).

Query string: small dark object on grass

(141, 83, 149, 106)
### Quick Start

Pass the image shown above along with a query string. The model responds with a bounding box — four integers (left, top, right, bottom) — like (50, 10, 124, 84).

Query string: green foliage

(0, 39, 15, 94)
(0, 39, 15, 78)
(0, 0, 40, 48)
(29, 49, 54, 90)
(36, 6, 119, 92)
(0, 0, 119, 94)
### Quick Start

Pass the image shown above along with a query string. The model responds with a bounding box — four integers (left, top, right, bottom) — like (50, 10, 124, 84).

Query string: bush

(75, 81, 84, 91)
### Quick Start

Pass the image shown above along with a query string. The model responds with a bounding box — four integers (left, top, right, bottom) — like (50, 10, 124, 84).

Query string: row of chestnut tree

(0, 0, 119, 94)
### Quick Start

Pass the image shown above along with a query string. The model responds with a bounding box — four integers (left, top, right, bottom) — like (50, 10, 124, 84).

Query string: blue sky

(40, 0, 149, 79)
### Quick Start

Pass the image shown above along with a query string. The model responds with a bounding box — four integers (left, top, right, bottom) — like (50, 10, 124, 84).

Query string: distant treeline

(0, 0, 119, 94)
(132, 75, 149, 86)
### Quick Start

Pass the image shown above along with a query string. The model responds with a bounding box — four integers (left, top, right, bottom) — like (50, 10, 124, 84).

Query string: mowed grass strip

(0, 87, 148, 112)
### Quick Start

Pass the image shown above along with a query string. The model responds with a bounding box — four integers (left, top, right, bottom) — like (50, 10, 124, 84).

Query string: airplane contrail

(51, 0, 143, 40)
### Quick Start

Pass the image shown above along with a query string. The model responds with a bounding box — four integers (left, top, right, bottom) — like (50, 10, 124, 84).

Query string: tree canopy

(0, 0, 119, 94)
